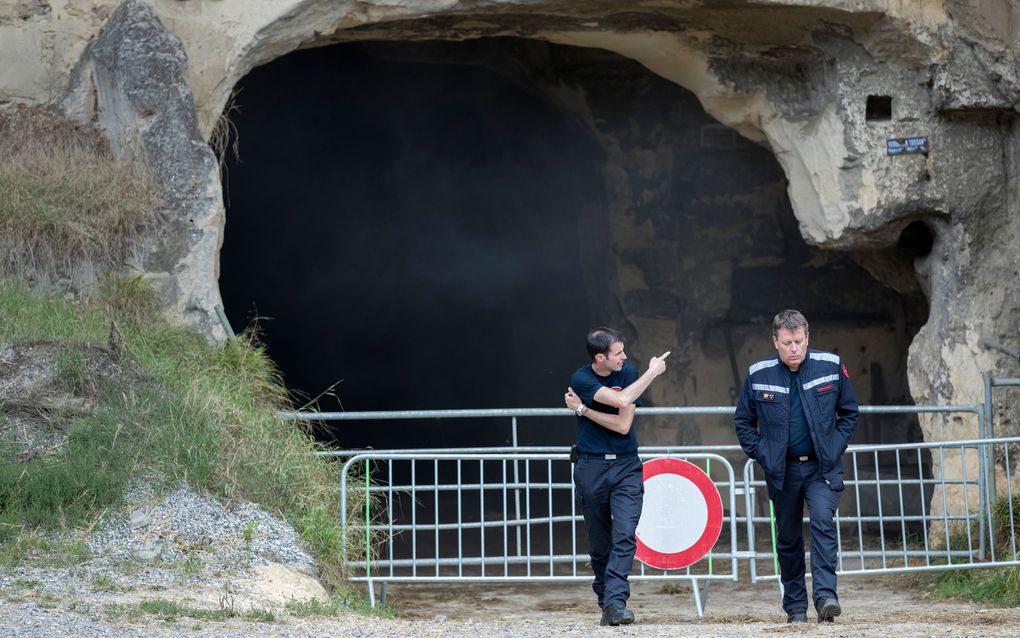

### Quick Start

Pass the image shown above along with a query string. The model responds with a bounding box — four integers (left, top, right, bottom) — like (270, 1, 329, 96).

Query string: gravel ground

(1, 482, 1018, 637)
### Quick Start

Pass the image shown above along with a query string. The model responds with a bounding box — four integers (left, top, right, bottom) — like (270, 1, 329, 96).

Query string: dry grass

(0, 105, 158, 286)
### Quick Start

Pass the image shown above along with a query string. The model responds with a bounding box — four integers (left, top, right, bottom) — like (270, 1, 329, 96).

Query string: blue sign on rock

(887, 136, 929, 156)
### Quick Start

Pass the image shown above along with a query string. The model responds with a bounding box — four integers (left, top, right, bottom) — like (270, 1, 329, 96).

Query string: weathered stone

(57, 0, 225, 337)
(0, 0, 50, 24)
(0, 0, 1018, 520)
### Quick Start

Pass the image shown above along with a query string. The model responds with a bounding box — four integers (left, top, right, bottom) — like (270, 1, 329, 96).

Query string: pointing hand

(649, 351, 671, 377)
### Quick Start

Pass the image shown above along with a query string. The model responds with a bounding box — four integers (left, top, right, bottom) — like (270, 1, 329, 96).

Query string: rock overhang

(0, 1, 1017, 453)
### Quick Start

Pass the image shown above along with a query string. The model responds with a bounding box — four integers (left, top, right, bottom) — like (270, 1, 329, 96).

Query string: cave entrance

(219, 38, 927, 457)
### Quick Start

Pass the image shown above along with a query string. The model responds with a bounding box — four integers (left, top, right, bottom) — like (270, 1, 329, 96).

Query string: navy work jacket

(734, 349, 859, 491)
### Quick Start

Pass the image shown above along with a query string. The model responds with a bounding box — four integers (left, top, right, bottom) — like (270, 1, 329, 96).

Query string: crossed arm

(563, 351, 669, 436)
(564, 387, 637, 435)
(590, 352, 670, 410)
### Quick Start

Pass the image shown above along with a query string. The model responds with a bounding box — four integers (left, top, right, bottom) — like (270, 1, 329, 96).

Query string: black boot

(600, 604, 636, 626)
(816, 597, 841, 623)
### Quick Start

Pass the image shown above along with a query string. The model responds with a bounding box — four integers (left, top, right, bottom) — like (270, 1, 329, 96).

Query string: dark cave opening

(219, 38, 928, 457)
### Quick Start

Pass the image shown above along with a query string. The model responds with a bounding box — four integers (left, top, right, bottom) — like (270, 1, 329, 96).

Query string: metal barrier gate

(288, 400, 1020, 615)
(746, 435, 1020, 582)
(339, 451, 742, 616)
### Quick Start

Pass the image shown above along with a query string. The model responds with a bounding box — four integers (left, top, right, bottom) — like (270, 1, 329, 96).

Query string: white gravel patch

(2, 482, 1020, 637)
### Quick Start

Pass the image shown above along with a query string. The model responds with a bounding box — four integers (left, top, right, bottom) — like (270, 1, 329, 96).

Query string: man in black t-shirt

(563, 327, 670, 626)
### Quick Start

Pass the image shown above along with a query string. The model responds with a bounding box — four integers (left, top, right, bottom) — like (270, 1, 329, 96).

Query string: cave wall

(2, 2, 1019, 479)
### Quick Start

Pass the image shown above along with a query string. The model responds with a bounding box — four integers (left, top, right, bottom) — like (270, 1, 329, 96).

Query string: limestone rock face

(1, 1, 1018, 462)
(56, 0, 225, 336)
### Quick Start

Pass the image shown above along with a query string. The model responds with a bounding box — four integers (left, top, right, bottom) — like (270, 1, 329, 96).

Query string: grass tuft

(0, 106, 159, 287)
(285, 584, 392, 618)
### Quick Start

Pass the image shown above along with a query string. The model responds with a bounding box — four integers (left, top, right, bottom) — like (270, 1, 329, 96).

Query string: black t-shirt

(570, 363, 641, 454)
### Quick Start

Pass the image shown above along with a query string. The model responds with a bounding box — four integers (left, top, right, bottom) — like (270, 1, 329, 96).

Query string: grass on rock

(0, 281, 357, 591)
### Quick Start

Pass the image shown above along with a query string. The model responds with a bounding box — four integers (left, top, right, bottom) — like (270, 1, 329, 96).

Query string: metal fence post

(984, 373, 997, 503)
(512, 416, 522, 557)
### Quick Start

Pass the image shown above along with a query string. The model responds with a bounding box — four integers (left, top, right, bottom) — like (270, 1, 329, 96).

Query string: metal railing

(299, 401, 1020, 613)
(338, 450, 742, 616)
(746, 435, 1020, 584)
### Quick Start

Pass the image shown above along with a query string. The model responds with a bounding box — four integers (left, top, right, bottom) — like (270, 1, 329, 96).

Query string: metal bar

(281, 406, 739, 420)
(318, 445, 747, 459)
(411, 460, 417, 577)
(852, 450, 865, 571)
(977, 408, 989, 558)
(982, 338, 1020, 362)
(434, 459, 439, 577)
(983, 440, 994, 562)
(769, 499, 779, 576)
(282, 403, 980, 421)
(960, 446, 974, 563)
(213, 304, 235, 339)
(744, 461, 758, 582)
(985, 373, 996, 496)
(525, 460, 532, 577)
(512, 431, 523, 559)
(571, 455, 577, 578)
(835, 501, 844, 572)
(547, 459, 554, 576)
(457, 459, 463, 578)
(502, 460, 509, 576)
(346, 548, 972, 571)
(940, 447, 951, 564)
(346, 574, 740, 584)
(388, 461, 394, 578)
(1007, 442, 1017, 559)
(335, 440, 1020, 463)
(918, 446, 930, 566)
(874, 450, 887, 569)
(365, 459, 371, 578)
(692, 578, 703, 617)
(347, 512, 978, 534)
(340, 460, 348, 532)
(895, 451, 908, 568)
(706, 458, 713, 575)
(361, 474, 974, 495)
(479, 459, 485, 578)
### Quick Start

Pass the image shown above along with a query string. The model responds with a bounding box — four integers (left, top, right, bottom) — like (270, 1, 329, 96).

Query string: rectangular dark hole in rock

(866, 95, 892, 121)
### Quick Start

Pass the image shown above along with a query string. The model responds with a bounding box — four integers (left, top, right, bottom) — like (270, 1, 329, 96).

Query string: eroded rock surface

(0, 2, 1018, 492)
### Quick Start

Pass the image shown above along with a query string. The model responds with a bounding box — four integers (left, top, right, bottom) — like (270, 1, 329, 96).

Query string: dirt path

(386, 575, 1020, 636)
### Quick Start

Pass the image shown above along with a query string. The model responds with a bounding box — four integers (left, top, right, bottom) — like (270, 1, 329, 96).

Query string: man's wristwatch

(575, 404, 587, 417)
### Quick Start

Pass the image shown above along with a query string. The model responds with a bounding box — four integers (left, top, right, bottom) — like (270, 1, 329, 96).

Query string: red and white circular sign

(635, 457, 723, 569)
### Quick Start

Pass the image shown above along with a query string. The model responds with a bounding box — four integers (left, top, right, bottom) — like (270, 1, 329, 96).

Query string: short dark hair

(772, 309, 809, 337)
(587, 327, 624, 360)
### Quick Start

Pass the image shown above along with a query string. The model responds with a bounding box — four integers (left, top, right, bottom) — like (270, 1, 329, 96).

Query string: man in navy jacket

(734, 310, 858, 624)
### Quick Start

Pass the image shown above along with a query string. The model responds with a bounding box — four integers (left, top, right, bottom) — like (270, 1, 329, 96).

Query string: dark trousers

(767, 458, 841, 613)
(573, 454, 644, 609)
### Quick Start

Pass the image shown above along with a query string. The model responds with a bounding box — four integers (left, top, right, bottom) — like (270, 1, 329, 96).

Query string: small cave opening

(897, 220, 935, 258)
(219, 38, 928, 470)
(866, 95, 893, 122)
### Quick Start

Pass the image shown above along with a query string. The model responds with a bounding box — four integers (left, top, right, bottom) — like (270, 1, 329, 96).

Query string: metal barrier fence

(289, 402, 1020, 614)
(746, 435, 1020, 584)
(338, 450, 742, 616)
